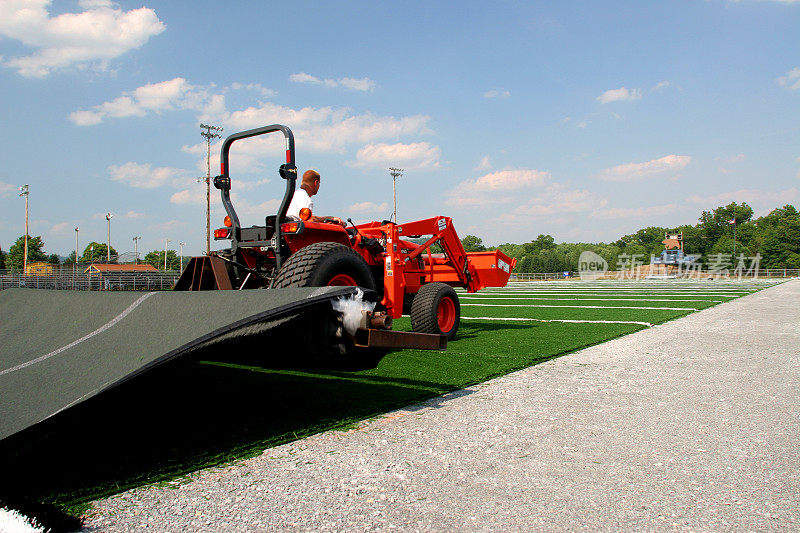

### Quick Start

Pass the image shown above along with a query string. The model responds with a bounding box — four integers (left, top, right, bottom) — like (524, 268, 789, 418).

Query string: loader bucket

(466, 250, 517, 288)
(0, 286, 359, 442)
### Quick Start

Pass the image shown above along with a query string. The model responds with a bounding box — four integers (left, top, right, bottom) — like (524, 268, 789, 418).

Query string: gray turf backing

(0, 287, 355, 441)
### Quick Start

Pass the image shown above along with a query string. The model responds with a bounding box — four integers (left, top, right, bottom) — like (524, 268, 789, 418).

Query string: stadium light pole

(179, 241, 186, 271)
(388, 168, 403, 223)
(105, 212, 113, 262)
(18, 184, 29, 274)
(199, 124, 223, 256)
(74, 226, 79, 276)
(164, 238, 171, 270)
(132, 235, 141, 264)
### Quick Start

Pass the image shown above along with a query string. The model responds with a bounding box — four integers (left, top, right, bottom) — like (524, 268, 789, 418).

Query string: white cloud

(474, 156, 491, 171)
(235, 178, 270, 191)
(470, 169, 550, 191)
(49, 221, 73, 234)
(686, 188, 798, 208)
(350, 142, 441, 170)
(181, 105, 433, 169)
(653, 81, 671, 90)
(289, 72, 321, 84)
(147, 219, 186, 234)
(0, 0, 165, 77)
(120, 210, 146, 219)
(169, 189, 203, 205)
(229, 82, 275, 97)
(109, 162, 189, 189)
(347, 201, 389, 214)
(592, 203, 680, 220)
(447, 169, 551, 206)
(80, 78, 432, 177)
(70, 78, 217, 125)
(511, 185, 607, 218)
(289, 72, 376, 92)
(0, 181, 15, 196)
(599, 155, 691, 182)
(778, 67, 800, 90)
(228, 195, 281, 217)
(718, 153, 746, 174)
(484, 88, 510, 99)
(597, 87, 642, 104)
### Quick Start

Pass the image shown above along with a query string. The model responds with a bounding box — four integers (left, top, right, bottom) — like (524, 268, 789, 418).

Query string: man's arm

(311, 215, 345, 226)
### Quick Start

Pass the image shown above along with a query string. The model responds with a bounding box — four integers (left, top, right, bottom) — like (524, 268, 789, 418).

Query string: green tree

(760, 215, 800, 268)
(144, 250, 181, 270)
(8, 235, 48, 271)
(0, 247, 5, 269)
(461, 235, 486, 252)
(525, 234, 556, 254)
(80, 242, 117, 263)
(63, 251, 77, 264)
(47, 253, 61, 265)
(697, 202, 754, 255)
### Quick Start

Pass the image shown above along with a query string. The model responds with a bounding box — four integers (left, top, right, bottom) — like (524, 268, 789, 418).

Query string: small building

(83, 263, 166, 290)
(25, 261, 55, 276)
(84, 263, 158, 274)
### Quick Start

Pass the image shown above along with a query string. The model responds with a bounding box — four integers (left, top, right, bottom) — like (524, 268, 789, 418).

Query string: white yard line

(461, 316, 654, 327)
(464, 292, 744, 297)
(460, 297, 722, 303)
(462, 303, 697, 311)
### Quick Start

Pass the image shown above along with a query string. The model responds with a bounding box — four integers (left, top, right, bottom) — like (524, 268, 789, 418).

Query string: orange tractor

(176, 124, 515, 346)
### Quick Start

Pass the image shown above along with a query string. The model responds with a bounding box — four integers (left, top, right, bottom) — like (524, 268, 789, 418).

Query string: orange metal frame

(279, 216, 516, 318)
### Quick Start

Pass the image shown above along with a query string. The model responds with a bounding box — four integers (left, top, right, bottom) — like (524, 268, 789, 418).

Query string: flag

(728, 218, 736, 225)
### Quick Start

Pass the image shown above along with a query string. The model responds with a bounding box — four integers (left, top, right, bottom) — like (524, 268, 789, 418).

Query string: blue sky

(0, 0, 798, 257)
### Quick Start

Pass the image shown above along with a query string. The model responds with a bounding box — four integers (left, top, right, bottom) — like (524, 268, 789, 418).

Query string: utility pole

(164, 238, 171, 270)
(74, 227, 79, 276)
(132, 236, 141, 264)
(179, 241, 186, 271)
(199, 124, 223, 256)
(18, 184, 29, 273)
(388, 168, 403, 223)
(106, 212, 113, 262)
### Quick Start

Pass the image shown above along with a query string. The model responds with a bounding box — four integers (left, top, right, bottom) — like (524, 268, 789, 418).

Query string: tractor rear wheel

(272, 242, 383, 368)
(410, 282, 460, 340)
(272, 242, 376, 290)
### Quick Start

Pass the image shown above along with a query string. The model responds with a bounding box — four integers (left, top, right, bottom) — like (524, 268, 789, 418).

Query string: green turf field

(0, 279, 782, 514)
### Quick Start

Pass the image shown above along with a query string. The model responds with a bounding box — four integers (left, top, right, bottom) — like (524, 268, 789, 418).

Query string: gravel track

(84, 280, 800, 532)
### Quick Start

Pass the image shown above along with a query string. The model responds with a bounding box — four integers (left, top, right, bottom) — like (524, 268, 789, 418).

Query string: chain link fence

(0, 268, 181, 291)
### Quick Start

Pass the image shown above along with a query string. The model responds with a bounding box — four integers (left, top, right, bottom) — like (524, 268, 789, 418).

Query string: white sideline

(461, 303, 697, 311)
(461, 297, 723, 303)
(461, 316, 654, 327)
(0, 292, 157, 376)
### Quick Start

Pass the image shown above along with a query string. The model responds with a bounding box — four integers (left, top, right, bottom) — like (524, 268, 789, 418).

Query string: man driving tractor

(287, 169, 346, 226)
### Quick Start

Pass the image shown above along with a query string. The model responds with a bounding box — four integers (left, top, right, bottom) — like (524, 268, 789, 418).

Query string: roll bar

(213, 124, 296, 268)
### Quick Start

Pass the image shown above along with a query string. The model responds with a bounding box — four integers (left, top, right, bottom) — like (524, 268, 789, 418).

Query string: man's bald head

(301, 169, 321, 196)
(302, 170, 320, 187)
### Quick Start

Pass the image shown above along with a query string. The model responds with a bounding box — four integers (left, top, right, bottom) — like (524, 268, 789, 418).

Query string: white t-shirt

(287, 188, 313, 219)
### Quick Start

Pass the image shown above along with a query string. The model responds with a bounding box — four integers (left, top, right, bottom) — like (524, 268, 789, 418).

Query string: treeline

(0, 237, 183, 271)
(461, 203, 800, 272)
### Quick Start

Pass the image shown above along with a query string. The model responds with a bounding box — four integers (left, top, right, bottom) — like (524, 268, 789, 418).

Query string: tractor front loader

(176, 124, 516, 360)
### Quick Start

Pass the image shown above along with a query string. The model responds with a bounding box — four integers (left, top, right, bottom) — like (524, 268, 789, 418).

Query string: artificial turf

(0, 281, 776, 516)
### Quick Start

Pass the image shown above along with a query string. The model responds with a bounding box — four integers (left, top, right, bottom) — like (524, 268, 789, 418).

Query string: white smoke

(331, 288, 375, 336)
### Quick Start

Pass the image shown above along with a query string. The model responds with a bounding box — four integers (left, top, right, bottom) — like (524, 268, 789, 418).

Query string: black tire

(272, 242, 376, 290)
(410, 282, 460, 340)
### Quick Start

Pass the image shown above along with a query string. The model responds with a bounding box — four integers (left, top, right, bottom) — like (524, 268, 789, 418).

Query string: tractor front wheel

(410, 282, 460, 340)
